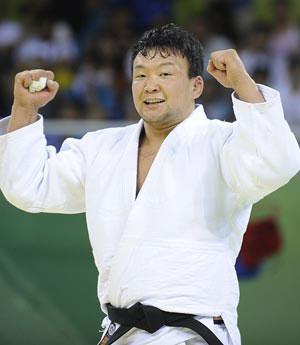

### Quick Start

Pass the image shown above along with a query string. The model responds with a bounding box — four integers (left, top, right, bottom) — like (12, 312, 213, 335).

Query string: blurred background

(0, 0, 300, 344)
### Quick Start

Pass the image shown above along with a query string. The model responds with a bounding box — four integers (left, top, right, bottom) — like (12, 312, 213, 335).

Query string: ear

(192, 76, 204, 100)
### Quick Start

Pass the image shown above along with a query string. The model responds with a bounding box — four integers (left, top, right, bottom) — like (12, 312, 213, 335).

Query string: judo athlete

(0, 23, 300, 345)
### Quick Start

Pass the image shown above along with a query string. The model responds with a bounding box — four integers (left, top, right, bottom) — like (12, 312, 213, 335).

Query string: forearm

(221, 85, 300, 204)
(7, 104, 38, 133)
(0, 115, 86, 213)
(234, 76, 265, 104)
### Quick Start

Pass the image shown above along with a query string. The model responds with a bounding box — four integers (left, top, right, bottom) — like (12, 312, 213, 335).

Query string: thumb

(207, 59, 226, 80)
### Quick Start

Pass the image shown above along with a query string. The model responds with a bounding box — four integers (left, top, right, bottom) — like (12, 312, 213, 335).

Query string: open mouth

(143, 100, 165, 105)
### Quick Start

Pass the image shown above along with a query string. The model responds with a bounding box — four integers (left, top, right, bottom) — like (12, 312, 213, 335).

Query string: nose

(144, 75, 159, 93)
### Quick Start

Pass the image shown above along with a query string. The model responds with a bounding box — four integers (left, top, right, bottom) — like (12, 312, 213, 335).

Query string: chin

(141, 111, 168, 124)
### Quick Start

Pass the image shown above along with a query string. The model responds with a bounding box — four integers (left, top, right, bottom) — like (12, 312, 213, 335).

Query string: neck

(142, 121, 177, 147)
(140, 105, 195, 147)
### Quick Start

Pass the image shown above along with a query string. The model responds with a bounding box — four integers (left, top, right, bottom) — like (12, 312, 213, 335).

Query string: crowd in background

(1, 0, 300, 130)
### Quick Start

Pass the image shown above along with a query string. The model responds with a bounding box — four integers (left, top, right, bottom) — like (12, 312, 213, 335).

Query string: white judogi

(0, 85, 299, 345)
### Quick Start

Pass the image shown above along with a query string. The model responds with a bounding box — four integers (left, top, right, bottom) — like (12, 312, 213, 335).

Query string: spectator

(239, 22, 271, 77)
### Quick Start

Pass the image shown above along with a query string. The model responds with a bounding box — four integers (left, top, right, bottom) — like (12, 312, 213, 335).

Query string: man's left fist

(207, 49, 252, 89)
(207, 49, 264, 103)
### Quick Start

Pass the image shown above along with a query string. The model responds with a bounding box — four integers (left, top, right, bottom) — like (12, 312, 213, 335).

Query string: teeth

(144, 99, 164, 104)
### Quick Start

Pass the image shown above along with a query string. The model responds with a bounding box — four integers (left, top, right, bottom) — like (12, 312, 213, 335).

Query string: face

(132, 50, 203, 128)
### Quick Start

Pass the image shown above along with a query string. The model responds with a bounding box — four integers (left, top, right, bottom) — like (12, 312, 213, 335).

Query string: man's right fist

(7, 70, 59, 133)
(13, 69, 59, 111)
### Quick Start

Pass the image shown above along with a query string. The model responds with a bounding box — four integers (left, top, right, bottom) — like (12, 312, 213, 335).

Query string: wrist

(12, 103, 38, 119)
(233, 76, 265, 103)
(7, 104, 39, 133)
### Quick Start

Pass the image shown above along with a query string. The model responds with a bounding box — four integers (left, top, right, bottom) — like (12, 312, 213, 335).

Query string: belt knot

(107, 302, 164, 333)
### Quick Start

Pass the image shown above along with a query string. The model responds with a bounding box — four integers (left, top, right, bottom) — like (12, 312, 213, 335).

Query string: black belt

(104, 302, 224, 345)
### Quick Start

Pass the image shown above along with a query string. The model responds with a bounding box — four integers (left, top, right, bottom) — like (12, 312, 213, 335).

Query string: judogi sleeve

(220, 84, 300, 205)
(0, 115, 90, 214)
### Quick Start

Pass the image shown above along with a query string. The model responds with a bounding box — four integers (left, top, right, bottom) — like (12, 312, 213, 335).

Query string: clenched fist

(7, 69, 59, 133)
(14, 69, 59, 110)
(207, 49, 264, 103)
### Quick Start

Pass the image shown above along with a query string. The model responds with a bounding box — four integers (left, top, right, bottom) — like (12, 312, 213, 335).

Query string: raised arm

(207, 49, 300, 205)
(0, 70, 90, 214)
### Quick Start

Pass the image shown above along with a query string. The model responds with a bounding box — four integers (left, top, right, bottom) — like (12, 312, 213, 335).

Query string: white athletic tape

(29, 77, 47, 93)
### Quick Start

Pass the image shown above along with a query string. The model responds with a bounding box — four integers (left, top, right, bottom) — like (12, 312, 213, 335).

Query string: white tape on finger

(29, 77, 47, 93)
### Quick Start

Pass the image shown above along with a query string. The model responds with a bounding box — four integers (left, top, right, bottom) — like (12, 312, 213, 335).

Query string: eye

(135, 74, 146, 79)
(160, 72, 171, 77)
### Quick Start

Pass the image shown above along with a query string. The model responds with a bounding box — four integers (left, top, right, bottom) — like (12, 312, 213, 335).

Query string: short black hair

(131, 23, 204, 78)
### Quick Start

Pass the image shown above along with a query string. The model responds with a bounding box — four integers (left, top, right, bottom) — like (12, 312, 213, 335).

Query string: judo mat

(0, 174, 299, 345)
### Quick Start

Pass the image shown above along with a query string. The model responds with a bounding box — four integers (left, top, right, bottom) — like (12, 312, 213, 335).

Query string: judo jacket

(0, 85, 299, 345)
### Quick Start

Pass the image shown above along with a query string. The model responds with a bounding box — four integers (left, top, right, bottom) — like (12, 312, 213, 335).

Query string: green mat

(0, 174, 299, 344)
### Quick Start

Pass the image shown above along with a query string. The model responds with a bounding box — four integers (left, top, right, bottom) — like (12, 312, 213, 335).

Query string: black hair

(131, 23, 204, 78)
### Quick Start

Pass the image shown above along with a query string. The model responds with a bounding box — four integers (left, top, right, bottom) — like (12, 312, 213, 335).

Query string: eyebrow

(134, 62, 176, 69)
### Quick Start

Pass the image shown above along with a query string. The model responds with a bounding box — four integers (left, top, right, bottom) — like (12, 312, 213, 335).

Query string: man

(0, 23, 299, 345)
